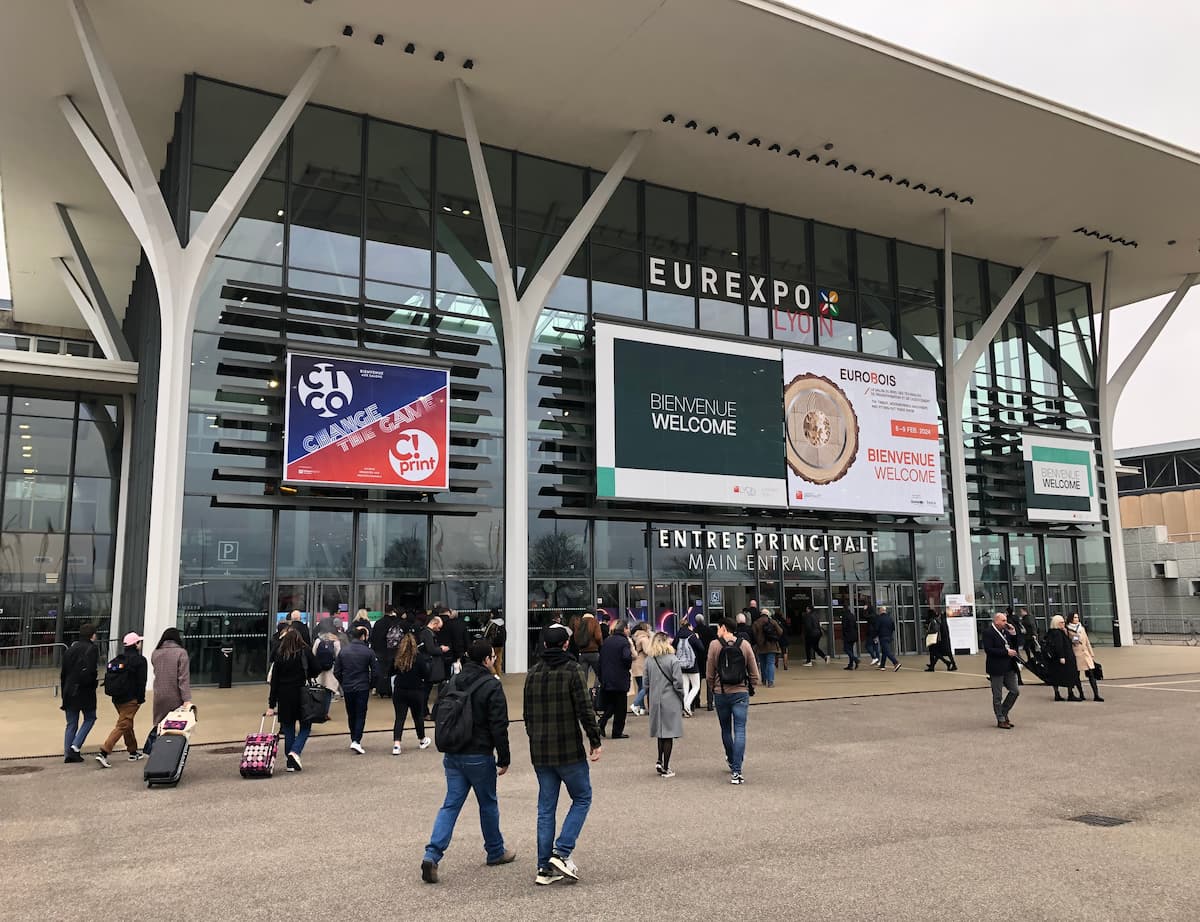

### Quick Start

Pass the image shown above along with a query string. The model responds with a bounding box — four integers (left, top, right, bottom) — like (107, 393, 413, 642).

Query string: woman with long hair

(1066, 612, 1102, 702)
(629, 621, 652, 716)
(144, 627, 192, 755)
(390, 631, 432, 755)
(1044, 614, 1080, 702)
(644, 631, 685, 777)
(267, 626, 320, 772)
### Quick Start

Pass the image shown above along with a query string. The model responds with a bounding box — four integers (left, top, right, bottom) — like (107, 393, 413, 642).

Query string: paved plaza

(5, 652, 1200, 921)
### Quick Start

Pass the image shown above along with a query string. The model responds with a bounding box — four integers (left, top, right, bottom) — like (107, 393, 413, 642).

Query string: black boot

(1089, 676, 1104, 702)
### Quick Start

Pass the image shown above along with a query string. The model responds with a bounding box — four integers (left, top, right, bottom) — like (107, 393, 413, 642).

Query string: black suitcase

(144, 732, 189, 788)
(1019, 654, 1050, 685)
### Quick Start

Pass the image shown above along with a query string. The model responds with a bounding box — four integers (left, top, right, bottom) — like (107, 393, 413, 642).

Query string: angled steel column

(946, 234, 1056, 608)
(53, 203, 132, 361)
(1099, 258, 1196, 642)
(456, 79, 646, 672)
(60, 0, 335, 672)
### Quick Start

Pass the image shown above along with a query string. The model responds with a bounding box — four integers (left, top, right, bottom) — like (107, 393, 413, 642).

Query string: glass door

(875, 583, 918, 654)
(830, 583, 851, 653)
(652, 582, 679, 634)
(623, 582, 650, 625)
(682, 582, 704, 628)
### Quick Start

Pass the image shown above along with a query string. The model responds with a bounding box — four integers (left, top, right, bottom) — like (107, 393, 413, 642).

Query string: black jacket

(598, 633, 633, 692)
(108, 645, 148, 705)
(864, 607, 879, 639)
(440, 617, 470, 664)
(269, 647, 321, 723)
(418, 626, 447, 683)
(289, 621, 312, 645)
(390, 652, 431, 691)
(442, 661, 511, 767)
(697, 622, 718, 651)
(841, 611, 859, 644)
(370, 614, 398, 657)
(333, 639, 380, 694)
(981, 623, 1018, 676)
(876, 611, 896, 642)
(60, 639, 99, 711)
(801, 609, 821, 638)
(1044, 628, 1078, 684)
(674, 627, 705, 675)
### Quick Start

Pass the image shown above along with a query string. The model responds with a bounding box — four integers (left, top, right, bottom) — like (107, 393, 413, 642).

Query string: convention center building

(2, 0, 1198, 678)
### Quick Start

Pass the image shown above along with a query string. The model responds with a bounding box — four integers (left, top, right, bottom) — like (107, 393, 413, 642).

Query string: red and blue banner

(283, 353, 450, 490)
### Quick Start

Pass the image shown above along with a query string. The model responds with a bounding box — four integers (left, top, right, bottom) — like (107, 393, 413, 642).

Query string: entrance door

(1047, 583, 1079, 622)
(275, 582, 351, 627)
(623, 582, 650, 625)
(875, 583, 918, 654)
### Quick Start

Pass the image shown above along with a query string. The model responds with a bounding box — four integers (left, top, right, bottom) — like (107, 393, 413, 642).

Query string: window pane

(516, 231, 587, 313)
(193, 80, 286, 179)
(696, 197, 739, 271)
(590, 176, 640, 249)
(1009, 534, 1042, 581)
(275, 509, 352, 579)
(291, 106, 362, 193)
(430, 509, 503, 577)
(434, 215, 510, 298)
(595, 520, 648, 580)
(65, 534, 114, 592)
(7, 416, 73, 475)
(70, 477, 116, 533)
(900, 302, 941, 365)
(0, 532, 65, 591)
(3, 475, 69, 531)
(529, 519, 590, 579)
(190, 168, 285, 263)
(1076, 535, 1110, 581)
(647, 290, 694, 328)
(814, 223, 852, 290)
(700, 298, 744, 335)
(436, 137, 512, 224)
(357, 512, 428, 579)
(288, 188, 362, 277)
(873, 531, 913, 579)
(73, 417, 122, 478)
(180, 499, 274, 580)
(857, 233, 892, 297)
(768, 212, 810, 287)
(591, 245, 642, 319)
(816, 289, 856, 351)
(859, 294, 897, 357)
(645, 185, 692, 259)
(517, 155, 582, 234)
(366, 121, 431, 208)
(364, 200, 432, 287)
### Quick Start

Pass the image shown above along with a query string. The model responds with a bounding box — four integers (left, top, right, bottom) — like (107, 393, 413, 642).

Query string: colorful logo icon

(818, 289, 840, 317)
(297, 362, 353, 418)
(388, 429, 441, 482)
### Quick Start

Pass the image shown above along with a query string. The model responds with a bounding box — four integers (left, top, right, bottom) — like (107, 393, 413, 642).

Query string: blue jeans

(714, 691, 750, 773)
(64, 707, 97, 755)
(534, 761, 593, 868)
(757, 653, 775, 686)
(343, 688, 369, 743)
(425, 753, 506, 864)
(844, 640, 859, 665)
(632, 675, 646, 710)
(282, 719, 312, 756)
(879, 638, 899, 667)
(867, 637, 881, 660)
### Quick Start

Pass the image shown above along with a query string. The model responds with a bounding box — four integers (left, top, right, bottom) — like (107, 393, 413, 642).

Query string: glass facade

(0, 389, 121, 650)
(136, 75, 1114, 679)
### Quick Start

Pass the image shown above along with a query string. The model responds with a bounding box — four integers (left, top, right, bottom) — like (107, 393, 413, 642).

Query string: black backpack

(433, 672, 494, 753)
(104, 654, 131, 699)
(717, 639, 748, 688)
(315, 638, 337, 672)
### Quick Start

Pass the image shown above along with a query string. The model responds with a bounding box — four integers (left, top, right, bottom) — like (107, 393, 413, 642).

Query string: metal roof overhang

(3, 0, 1200, 331)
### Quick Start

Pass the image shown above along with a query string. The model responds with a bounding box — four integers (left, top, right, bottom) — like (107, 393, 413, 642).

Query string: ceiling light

(463, 59, 474, 70)
(823, 142, 834, 151)
(442, 205, 452, 212)
(18, 424, 29, 430)
(945, 192, 958, 200)
(405, 42, 416, 54)
(20, 434, 31, 440)
(727, 131, 740, 141)
(862, 169, 875, 178)
(269, 380, 279, 388)
(662, 114, 675, 124)
(22, 468, 36, 474)
(897, 179, 910, 188)
(748, 138, 761, 147)
(706, 126, 719, 136)
(241, 296, 248, 302)
(277, 209, 285, 217)
(462, 209, 471, 216)
(1167, 239, 1177, 246)
(768, 143, 781, 152)
(373, 34, 384, 45)
(825, 159, 838, 167)
(961, 196, 974, 205)
(342, 25, 354, 37)
(787, 149, 800, 157)
(913, 183, 927, 192)
(274, 241, 282, 247)
(806, 154, 820, 163)
(880, 174, 893, 182)
(685, 120, 698, 129)
(434, 50, 446, 61)
(843, 163, 856, 173)
(730, 250, 739, 256)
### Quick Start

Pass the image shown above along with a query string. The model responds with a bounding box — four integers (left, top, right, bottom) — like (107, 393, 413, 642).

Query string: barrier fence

(0, 643, 68, 694)
(1133, 618, 1199, 646)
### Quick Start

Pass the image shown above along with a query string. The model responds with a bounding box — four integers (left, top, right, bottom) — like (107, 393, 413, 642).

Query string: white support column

(1098, 257, 1196, 643)
(109, 392, 135, 636)
(455, 79, 647, 672)
(946, 233, 1056, 610)
(61, 0, 335, 670)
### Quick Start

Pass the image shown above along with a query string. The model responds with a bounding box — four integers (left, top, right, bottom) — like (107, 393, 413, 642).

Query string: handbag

(924, 632, 938, 649)
(300, 681, 331, 724)
(1091, 661, 1104, 681)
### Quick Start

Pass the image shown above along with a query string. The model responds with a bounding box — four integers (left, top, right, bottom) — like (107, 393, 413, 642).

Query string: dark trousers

(990, 670, 1019, 721)
(343, 688, 369, 743)
(928, 646, 955, 669)
(598, 690, 627, 737)
(392, 688, 425, 741)
(804, 634, 826, 662)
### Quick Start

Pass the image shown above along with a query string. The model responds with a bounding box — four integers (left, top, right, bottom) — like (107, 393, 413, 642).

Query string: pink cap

(123, 632, 143, 646)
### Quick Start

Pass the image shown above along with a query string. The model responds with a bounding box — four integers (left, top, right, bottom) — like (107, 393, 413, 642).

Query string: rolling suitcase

(144, 733, 189, 788)
(240, 714, 279, 779)
(1020, 653, 1050, 685)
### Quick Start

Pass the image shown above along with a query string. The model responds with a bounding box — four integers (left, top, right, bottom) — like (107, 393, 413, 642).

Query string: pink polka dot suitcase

(239, 714, 279, 778)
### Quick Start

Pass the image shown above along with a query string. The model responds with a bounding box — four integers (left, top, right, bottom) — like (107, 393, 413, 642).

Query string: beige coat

(631, 630, 652, 678)
(1069, 624, 1095, 671)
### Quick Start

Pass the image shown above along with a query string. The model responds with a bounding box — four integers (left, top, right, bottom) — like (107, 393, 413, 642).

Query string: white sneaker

(392, 743, 401, 756)
(94, 752, 111, 769)
(350, 741, 365, 755)
(419, 737, 432, 750)
(549, 854, 579, 881)
(870, 658, 879, 665)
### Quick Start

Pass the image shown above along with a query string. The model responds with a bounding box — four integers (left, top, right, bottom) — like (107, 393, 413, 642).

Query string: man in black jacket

(370, 606, 400, 697)
(421, 641, 514, 884)
(695, 615, 719, 711)
(982, 611, 1020, 729)
(841, 607, 860, 670)
(95, 632, 148, 767)
(60, 623, 100, 763)
(596, 621, 632, 739)
(334, 625, 380, 753)
(440, 608, 470, 676)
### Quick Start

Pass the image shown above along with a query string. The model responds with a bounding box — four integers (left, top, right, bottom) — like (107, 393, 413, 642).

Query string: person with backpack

(523, 623, 603, 886)
(60, 622, 100, 763)
(705, 617, 760, 785)
(751, 607, 781, 688)
(391, 631, 433, 754)
(574, 611, 602, 689)
(334, 625, 380, 754)
(370, 605, 401, 697)
(267, 625, 321, 772)
(145, 628, 193, 755)
(483, 609, 507, 675)
(421, 641, 514, 884)
(95, 632, 148, 768)
(673, 619, 704, 717)
(312, 629, 342, 722)
(645, 632, 685, 778)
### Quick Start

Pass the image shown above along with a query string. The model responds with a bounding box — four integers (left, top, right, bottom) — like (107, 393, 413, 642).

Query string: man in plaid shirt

(523, 624, 603, 886)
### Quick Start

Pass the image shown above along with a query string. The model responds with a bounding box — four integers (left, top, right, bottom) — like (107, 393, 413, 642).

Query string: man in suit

(982, 611, 1020, 729)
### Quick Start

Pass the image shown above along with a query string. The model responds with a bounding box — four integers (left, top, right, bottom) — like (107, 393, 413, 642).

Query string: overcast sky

(788, 0, 1200, 451)
(1, 3, 1193, 448)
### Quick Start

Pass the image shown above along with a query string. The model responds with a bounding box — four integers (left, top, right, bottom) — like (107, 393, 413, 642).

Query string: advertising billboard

(284, 353, 450, 491)
(1022, 431, 1100, 523)
(594, 324, 788, 507)
(783, 352, 944, 515)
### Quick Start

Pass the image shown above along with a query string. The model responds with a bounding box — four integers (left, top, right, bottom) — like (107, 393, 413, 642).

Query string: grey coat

(645, 654, 685, 739)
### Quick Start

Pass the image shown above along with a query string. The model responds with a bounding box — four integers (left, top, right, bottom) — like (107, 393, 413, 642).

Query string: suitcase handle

(259, 712, 279, 736)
